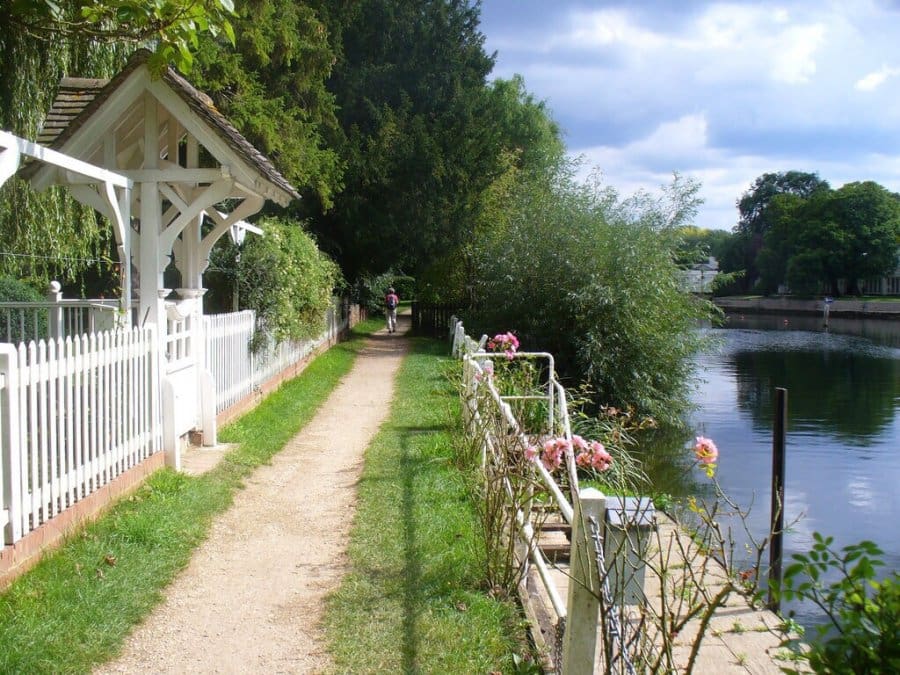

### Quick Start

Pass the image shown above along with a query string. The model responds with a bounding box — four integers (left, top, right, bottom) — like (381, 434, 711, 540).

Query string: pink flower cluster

(525, 435, 613, 473)
(693, 436, 719, 478)
(573, 435, 613, 472)
(487, 331, 519, 360)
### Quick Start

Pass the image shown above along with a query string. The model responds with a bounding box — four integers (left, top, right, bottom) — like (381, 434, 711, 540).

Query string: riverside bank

(714, 296, 900, 319)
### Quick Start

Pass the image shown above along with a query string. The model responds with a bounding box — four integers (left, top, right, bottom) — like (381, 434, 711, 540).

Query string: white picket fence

(204, 310, 256, 412)
(0, 327, 161, 544)
(0, 297, 350, 549)
(204, 299, 347, 414)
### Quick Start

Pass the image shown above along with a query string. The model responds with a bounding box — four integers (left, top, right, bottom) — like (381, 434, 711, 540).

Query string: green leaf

(223, 20, 235, 46)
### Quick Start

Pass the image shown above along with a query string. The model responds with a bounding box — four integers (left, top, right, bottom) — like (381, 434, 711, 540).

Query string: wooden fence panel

(411, 303, 464, 337)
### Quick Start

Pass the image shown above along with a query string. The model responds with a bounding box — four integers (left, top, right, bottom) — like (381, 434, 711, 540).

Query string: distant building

(681, 256, 719, 294)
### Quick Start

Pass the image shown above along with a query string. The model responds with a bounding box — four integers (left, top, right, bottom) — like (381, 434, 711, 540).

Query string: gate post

(0, 345, 22, 544)
(562, 487, 606, 674)
(47, 281, 64, 340)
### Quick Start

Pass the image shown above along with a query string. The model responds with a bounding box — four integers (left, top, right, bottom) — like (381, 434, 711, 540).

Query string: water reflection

(654, 315, 900, 629)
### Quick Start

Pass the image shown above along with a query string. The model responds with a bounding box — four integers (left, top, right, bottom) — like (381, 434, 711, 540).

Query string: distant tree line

(712, 171, 900, 296)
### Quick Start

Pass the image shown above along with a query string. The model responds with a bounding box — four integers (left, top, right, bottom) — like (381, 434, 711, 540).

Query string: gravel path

(97, 320, 408, 674)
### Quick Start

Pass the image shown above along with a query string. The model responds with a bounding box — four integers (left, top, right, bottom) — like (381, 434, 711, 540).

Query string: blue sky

(477, 0, 900, 230)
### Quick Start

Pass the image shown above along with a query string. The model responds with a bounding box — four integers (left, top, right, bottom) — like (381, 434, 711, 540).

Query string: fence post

(0, 344, 22, 544)
(562, 487, 606, 674)
(47, 280, 64, 340)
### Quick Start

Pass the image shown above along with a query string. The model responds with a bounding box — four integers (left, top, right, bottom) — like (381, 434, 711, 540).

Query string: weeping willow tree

(0, 14, 130, 287)
(0, 0, 235, 288)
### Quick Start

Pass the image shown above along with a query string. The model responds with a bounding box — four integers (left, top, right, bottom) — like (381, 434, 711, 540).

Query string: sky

(477, 0, 900, 230)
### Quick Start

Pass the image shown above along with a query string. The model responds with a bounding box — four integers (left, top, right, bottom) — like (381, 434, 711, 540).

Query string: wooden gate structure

(21, 49, 299, 468)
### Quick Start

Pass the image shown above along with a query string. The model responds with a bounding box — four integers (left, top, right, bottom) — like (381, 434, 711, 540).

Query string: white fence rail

(0, 327, 162, 545)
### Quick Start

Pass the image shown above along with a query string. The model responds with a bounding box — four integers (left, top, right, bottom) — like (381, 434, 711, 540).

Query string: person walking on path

(385, 286, 399, 333)
(97, 320, 409, 674)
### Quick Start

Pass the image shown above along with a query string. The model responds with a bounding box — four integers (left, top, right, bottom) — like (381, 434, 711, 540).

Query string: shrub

(775, 534, 900, 674)
(223, 217, 341, 347)
(0, 276, 47, 343)
(467, 168, 715, 426)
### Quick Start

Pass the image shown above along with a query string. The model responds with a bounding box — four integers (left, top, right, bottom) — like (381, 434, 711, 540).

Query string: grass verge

(0, 319, 382, 674)
(323, 337, 531, 674)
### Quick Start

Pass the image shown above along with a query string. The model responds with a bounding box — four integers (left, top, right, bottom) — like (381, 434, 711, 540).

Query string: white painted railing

(0, 280, 131, 345)
(452, 317, 607, 672)
(0, 300, 124, 344)
(0, 327, 162, 545)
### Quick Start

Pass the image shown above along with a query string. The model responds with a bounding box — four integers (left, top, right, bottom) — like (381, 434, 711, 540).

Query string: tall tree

(726, 171, 830, 291)
(417, 75, 566, 303)
(826, 181, 900, 294)
(304, 0, 498, 279)
(758, 181, 900, 295)
(189, 0, 343, 209)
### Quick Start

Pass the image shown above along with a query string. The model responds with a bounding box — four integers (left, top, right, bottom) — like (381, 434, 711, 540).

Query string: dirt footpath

(97, 320, 408, 675)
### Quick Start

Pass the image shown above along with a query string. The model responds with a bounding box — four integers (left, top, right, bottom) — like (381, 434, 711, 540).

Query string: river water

(686, 313, 900, 628)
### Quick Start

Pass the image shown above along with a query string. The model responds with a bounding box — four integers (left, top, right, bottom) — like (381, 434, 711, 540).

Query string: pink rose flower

(693, 436, 718, 465)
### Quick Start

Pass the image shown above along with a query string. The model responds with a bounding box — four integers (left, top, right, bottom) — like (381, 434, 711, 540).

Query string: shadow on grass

(400, 428, 421, 673)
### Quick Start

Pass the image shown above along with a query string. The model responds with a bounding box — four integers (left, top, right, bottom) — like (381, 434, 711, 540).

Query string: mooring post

(768, 387, 788, 611)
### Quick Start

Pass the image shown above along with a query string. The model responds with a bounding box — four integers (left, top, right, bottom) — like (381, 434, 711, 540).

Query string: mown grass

(324, 338, 531, 674)
(0, 319, 382, 674)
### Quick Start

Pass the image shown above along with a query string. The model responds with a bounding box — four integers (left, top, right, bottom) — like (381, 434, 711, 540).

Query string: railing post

(47, 280, 64, 340)
(562, 487, 606, 674)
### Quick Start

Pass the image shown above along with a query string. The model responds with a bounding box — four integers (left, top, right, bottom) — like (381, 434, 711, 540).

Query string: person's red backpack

(386, 290, 399, 309)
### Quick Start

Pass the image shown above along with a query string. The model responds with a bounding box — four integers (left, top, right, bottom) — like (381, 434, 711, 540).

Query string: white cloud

(630, 113, 711, 162)
(575, 113, 712, 174)
(770, 23, 826, 84)
(855, 65, 900, 91)
(562, 9, 665, 50)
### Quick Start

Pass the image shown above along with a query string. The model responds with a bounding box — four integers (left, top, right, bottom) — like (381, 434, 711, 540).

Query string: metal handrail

(453, 318, 583, 627)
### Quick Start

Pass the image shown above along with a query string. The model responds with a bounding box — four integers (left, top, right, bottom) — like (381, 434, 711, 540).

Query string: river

(685, 313, 900, 629)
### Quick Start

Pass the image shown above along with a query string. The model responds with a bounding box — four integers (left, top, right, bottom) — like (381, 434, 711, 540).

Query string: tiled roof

(36, 77, 107, 147)
(34, 50, 299, 202)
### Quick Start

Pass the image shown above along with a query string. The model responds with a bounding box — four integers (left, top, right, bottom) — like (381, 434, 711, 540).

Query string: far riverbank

(713, 296, 900, 319)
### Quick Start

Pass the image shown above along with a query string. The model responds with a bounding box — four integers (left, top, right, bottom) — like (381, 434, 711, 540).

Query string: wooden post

(562, 487, 606, 675)
(768, 387, 787, 611)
